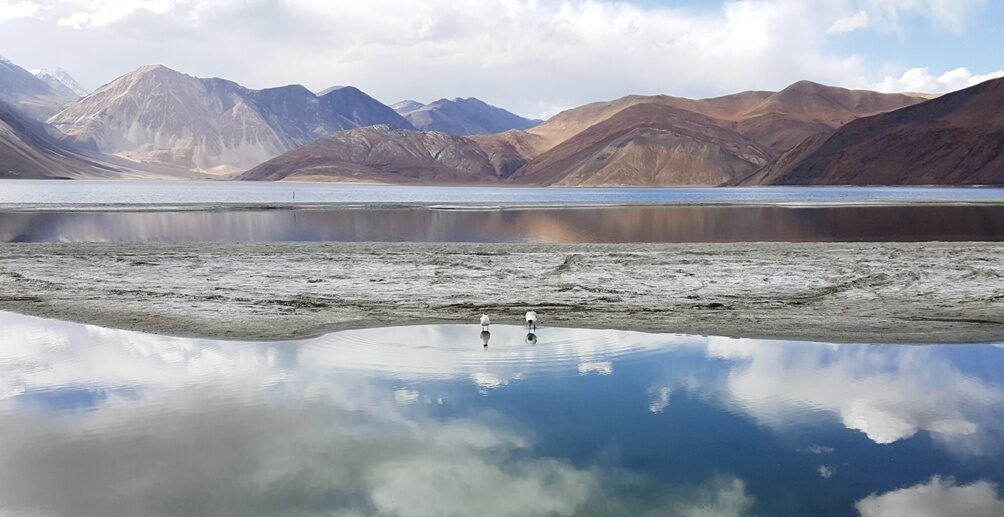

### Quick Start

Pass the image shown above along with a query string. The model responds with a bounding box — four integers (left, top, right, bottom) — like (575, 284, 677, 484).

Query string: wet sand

(0, 242, 1001, 343)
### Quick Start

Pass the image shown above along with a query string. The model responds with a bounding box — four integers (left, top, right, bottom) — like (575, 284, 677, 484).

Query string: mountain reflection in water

(1, 312, 1003, 516)
(2, 204, 1003, 243)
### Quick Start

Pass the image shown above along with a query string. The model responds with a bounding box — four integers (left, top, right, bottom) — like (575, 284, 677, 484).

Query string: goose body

(480, 313, 490, 329)
(525, 311, 537, 331)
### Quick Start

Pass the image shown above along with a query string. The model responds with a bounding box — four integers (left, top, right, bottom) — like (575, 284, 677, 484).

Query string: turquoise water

(2, 311, 1003, 516)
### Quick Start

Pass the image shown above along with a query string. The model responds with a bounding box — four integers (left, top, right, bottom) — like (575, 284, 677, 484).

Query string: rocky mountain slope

(246, 80, 925, 186)
(740, 77, 1004, 186)
(238, 125, 507, 183)
(31, 68, 88, 97)
(394, 97, 540, 135)
(734, 80, 927, 151)
(525, 82, 925, 155)
(0, 99, 124, 179)
(48, 65, 413, 173)
(511, 103, 771, 186)
(0, 56, 78, 120)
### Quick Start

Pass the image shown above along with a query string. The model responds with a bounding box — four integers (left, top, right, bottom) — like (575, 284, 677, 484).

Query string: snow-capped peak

(31, 67, 89, 97)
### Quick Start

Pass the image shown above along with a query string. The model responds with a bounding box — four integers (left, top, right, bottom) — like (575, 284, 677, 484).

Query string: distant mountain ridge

(393, 97, 541, 135)
(48, 65, 413, 172)
(0, 55, 78, 120)
(248, 80, 941, 186)
(31, 68, 88, 97)
(3, 50, 998, 186)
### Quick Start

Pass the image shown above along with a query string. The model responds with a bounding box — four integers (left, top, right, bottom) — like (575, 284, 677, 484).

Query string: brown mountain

(238, 81, 933, 187)
(526, 81, 924, 155)
(239, 125, 509, 184)
(524, 90, 773, 154)
(740, 77, 1004, 186)
(734, 80, 927, 151)
(511, 103, 771, 186)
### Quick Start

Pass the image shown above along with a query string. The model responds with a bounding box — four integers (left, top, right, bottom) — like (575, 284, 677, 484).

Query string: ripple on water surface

(2, 311, 1004, 516)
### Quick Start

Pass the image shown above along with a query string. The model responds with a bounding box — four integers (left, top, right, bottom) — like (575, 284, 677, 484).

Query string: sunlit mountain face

(2, 311, 1003, 516)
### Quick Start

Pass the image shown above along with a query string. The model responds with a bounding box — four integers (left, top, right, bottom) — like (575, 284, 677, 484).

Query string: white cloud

(57, 0, 178, 29)
(0, 0, 994, 115)
(0, 0, 38, 21)
(0, 0, 890, 117)
(863, 0, 988, 35)
(827, 10, 871, 33)
(875, 66, 1004, 93)
(856, 476, 1004, 517)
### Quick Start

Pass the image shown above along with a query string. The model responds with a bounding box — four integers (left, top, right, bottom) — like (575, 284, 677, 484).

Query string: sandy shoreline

(0, 242, 1001, 343)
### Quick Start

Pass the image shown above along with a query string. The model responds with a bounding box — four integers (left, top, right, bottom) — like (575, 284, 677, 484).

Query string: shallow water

(2, 311, 1003, 516)
(3, 204, 1004, 243)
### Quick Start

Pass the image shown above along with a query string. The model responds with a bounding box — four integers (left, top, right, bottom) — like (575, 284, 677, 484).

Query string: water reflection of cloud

(855, 476, 1004, 517)
(0, 312, 758, 517)
(648, 386, 672, 414)
(0, 387, 599, 517)
(705, 337, 1004, 446)
(577, 361, 613, 376)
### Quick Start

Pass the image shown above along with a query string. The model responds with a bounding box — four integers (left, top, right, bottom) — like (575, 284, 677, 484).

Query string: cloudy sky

(0, 0, 1002, 118)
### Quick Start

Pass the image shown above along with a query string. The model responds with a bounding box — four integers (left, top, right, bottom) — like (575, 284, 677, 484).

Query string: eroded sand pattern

(0, 242, 1000, 343)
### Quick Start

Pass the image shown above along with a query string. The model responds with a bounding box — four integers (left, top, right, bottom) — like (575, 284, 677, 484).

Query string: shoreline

(4, 199, 1004, 212)
(1, 242, 1001, 344)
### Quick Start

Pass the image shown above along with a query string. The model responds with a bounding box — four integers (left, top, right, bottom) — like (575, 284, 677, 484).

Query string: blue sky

(0, 0, 1001, 118)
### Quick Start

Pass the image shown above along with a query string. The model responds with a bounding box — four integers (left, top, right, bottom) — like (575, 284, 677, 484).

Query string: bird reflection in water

(525, 332, 537, 345)
(480, 330, 491, 348)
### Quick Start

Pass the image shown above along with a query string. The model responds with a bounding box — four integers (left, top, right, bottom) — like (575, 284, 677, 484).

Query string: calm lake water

(2, 180, 1004, 206)
(1, 311, 1003, 516)
(2, 205, 1003, 243)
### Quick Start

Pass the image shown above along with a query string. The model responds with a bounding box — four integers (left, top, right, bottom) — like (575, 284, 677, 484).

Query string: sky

(0, 0, 1001, 118)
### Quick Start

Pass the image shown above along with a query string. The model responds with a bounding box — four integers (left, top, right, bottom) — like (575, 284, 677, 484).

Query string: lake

(1, 311, 1002, 516)
(2, 204, 1003, 243)
(3, 182, 1003, 243)
(2, 180, 1004, 207)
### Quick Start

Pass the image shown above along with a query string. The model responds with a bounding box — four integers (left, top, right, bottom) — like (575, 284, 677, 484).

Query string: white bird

(525, 311, 537, 331)
(480, 313, 490, 330)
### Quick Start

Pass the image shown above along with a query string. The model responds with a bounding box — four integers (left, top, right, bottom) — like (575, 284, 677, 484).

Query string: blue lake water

(2, 311, 1003, 516)
(2, 180, 1004, 206)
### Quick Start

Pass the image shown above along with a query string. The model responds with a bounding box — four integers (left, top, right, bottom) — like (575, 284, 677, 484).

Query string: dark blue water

(2, 311, 1002, 516)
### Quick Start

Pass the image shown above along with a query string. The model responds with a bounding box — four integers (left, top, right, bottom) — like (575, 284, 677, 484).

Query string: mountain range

(244, 80, 941, 185)
(30, 68, 89, 97)
(393, 97, 541, 135)
(1, 53, 1002, 186)
(0, 55, 78, 120)
(740, 77, 1004, 186)
(47, 65, 412, 173)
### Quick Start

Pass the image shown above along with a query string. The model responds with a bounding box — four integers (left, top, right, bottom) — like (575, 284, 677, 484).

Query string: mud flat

(0, 242, 1001, 343)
